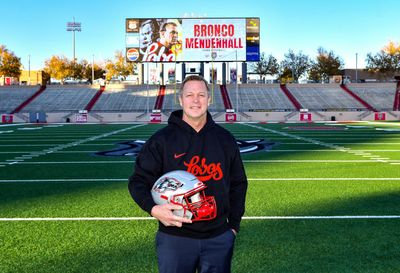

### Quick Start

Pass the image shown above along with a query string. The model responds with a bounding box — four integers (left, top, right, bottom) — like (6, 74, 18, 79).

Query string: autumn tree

(0, 45, 22, 83)
(44, 55, 71, 83)
(105, 50, 136, 81)
(249, 52, 279, 82)
(280, 50, 310, 82)
(366, 41, 400, 80)
(308, 47, 344, 83)
(80, 60, 105, 82)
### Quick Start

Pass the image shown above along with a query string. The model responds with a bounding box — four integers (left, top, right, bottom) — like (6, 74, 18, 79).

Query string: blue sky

(1, 0, 399, 70)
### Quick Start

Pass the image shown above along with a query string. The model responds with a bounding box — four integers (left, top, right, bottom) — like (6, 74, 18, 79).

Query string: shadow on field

(0, 182, 123, 207)
(4, 221, 159, 273)
(233, 217, 400, 273)
(2, 193, 400, 273)
(0, 182, 140, 218)
(232, 189, 400, 273)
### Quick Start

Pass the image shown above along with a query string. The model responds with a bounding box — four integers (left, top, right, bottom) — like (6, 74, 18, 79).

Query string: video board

(125, 18, 260, 62)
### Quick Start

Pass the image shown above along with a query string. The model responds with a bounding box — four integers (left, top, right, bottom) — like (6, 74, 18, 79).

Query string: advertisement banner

(126, 18, 259, 63)
(75, 114, 88, 123)
(150, 113, 162, 123)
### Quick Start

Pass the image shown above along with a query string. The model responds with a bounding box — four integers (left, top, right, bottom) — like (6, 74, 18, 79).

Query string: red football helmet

(151, 170, 217, 221)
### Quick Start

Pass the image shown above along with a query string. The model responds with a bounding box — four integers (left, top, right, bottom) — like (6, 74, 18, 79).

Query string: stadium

(1, 10, 400, 273)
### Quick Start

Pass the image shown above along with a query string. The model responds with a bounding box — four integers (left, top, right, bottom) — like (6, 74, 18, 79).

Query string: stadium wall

(6, 110, 398, 124)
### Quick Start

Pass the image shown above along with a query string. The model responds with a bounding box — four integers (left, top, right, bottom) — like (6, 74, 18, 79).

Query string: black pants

(156, 230, 236, 273)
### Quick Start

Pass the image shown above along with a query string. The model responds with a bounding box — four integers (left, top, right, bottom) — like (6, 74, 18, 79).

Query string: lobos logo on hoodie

(183, 155, 223, 182)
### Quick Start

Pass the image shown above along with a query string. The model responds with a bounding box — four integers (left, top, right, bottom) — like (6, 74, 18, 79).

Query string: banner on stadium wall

(300, 112, 312, 122)
(374, 112, 386, 121)
(150, 113, 162, 123)
(1, 114, 13, 123)
(226, 113, 237, 122)
(125, 18, 260, 62)
(75, 113, 88, 123)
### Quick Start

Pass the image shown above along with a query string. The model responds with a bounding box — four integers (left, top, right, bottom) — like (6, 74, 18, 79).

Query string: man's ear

(179, 96, 183, 107)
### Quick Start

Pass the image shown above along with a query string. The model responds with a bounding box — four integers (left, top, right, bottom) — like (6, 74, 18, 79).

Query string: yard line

(247, 178, 400, 181)
(3, 159, 400, 165)
(242, 123, 397, 165)
(1, 124, 146, 167)
(1, 177, 400, 183)
(1, 215, 400, 221)
(0, 178, 127, 183)
(1, 149, 400, 154)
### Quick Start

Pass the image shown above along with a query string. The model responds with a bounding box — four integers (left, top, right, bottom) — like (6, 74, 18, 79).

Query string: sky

(1, 0, 399, 70)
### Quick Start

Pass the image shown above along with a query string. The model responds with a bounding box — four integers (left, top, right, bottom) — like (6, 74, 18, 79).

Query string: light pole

(28, 54, 31, 85)
(355, 53, 358, 83)
(92, 54, 95, 85)
(66, 17, 82, 62)
(235, 50, 239, 113)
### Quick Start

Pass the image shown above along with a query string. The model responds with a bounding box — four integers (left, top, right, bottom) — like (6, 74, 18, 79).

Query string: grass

(1, 121, 400, 272)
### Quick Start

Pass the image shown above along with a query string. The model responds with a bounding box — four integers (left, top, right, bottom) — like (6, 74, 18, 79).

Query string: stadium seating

(287, 84, 365, 111)
(90, 84, 159, 112)
(1, 83, 399, 118)
(345, 83, 397, 111)
(229, 84, 297, 111)
(0, 86, 39, 113)
(21, 85, 99, 112)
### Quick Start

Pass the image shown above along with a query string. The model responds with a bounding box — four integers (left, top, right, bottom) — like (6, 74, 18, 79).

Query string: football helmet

(151, 170, 217, 221)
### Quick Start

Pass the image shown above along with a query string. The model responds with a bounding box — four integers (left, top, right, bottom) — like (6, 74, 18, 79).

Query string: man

(142, 21, 181, 62)
(139, 19, 159, 57)
(128, 75, 247, 273)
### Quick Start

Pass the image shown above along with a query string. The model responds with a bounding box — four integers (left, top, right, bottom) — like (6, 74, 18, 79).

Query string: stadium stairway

(279, 84, 302, 110)
(393, 81, 400, 111)
(84, 85, 106, 111)
(154, 85, 166, 110)
(219, 85, 233, 110)
(340, 84, 377, 112)
(10, 85, 47, 114)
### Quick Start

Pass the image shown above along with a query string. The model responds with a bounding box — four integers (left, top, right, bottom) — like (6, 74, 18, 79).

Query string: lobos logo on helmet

(153, 177, 183, 193)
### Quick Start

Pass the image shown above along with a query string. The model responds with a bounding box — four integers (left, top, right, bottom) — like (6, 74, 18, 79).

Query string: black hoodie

(128, 110, 247, 239)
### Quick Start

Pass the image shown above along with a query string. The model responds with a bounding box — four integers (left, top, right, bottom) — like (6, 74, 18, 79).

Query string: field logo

(94, 139, 276, 158)
(94, 140, 145, 157)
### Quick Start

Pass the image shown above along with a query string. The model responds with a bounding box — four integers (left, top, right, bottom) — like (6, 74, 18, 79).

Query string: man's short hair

(180, 75, 210, 96)
(160, 22, 177, 32)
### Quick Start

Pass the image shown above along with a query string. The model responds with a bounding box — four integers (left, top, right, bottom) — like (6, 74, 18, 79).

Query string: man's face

(162, 24, 179, 47)
(179, 80, 210, 121)
(140, 23, 153, 48)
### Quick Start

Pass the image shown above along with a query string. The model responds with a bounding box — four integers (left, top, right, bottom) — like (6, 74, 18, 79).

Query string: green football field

(1, 121, 400, 273)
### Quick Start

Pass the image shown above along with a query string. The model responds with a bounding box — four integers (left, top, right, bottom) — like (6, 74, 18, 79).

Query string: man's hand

(151, 204, 192, 227)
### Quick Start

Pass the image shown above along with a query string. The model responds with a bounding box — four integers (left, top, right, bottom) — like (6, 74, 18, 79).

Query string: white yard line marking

(1, 124, 146, 167)
(1, 215, 399, 221)
(1, 177, 399, 183)
(247, 178, 400, 181)
(2, 159, 400, 165)
(2, 149, 400, 154)
(242, 123, 397, 164)
(0, 178, 126, 183)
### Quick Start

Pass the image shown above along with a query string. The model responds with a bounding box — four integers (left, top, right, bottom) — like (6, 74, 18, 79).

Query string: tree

(105, 50, 136, 81)
(0, 45, 22, 82)
(366, 41, 400, 81)
(44, 55, 71, 83)
(81, 60, 105, 83)
(308, 47, 344, 83)
(249, 52, 279, 82)
(280, 50, 310, 82)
